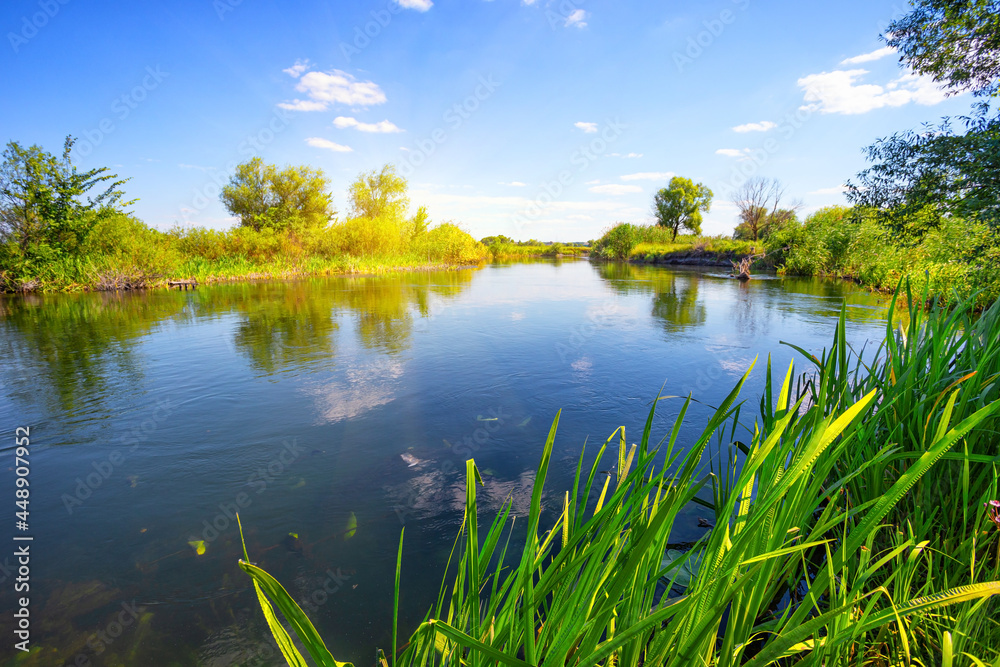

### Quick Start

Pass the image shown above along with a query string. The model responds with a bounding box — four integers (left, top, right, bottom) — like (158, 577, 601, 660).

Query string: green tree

(348, 164, 409, 221)
(885, 0, 1000, 98)
(409, 205, 430, 237)
(221, 158, 334, 232)
(848, 0, 1000, 231)
(0, 136, 131, 257)
(652, 177, 712, 241)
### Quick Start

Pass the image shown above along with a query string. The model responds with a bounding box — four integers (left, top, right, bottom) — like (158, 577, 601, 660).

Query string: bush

(593, 223, 640, 260)
(413, 223, 487, 264)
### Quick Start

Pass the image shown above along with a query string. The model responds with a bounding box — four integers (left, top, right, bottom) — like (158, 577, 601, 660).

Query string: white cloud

(589, 184, 642, 195)
(333, 116, 403, 133)
(574, 121, 598, 133)
(716, 148, 749, 158)
(565, 9, 588, 28)
(732, 121, 777, 133)
(277, 99, 329, 112)
(621, 172, 674, 182)
(397, 0, 433, 10)
(281, 69, 387, 112)
(840, 46, 896, 65)
(306, 137, 353, 152)
(283, 59, 311, 78)
(810, 185, 847, 195)
(798, 68, 952, 115)
(498, 181, 528, 187)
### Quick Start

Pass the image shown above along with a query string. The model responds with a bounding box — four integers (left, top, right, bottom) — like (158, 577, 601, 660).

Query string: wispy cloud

(621, 172, 674, 182)
(840, 46, 896, 65)
(732, 121, 777, 133)
(810, 185, 847, 195)
(574, 121, 598, 133)
(498, 181, 528, 187)
(565, 9, 588, 28)
(333, 116, 403, 133)
(280, 68, 387, 111)
(282, 59, 311, 78)
(306, 137, 353, 152)
(397, 0, 433, 10)
(716, 148, 749, 159)
(589, 184, 642, 195)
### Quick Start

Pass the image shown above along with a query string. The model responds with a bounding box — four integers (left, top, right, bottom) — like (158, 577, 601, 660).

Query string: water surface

(0, 260, 892, 665)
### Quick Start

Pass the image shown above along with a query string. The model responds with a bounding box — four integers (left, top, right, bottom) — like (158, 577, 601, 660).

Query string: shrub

(413, 223, 487, 264)
(593, 222, 640, 260)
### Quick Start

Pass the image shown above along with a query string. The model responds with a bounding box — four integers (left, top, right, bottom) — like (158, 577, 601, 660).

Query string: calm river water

(0, 260, 893, 666)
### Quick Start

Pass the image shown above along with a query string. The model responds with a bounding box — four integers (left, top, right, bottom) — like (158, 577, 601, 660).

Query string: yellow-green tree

(221, 157, 334, 233)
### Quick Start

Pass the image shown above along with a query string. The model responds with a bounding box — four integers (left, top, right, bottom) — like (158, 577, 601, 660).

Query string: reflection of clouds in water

(311, 359, 404, 424)
(511, 311, 525, 321)
(385, 468, 538, 521)
(571, 357, 593, 373)
(719, 358, 754, 375)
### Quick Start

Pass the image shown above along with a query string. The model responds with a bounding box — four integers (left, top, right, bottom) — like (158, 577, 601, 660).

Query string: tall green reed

(239, 290, 1000, 666)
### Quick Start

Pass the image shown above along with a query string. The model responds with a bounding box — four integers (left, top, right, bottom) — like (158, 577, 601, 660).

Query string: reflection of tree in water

(0, 291, 187, 413)
(651, 273, 705, 334)
(595, 263, 706, 334)
(228, 282, 341, 374)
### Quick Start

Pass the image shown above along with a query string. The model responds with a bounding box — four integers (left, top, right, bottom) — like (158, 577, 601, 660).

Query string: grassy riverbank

(0, 212, 489, 293)
(592, 210, 1000, 308)
(242, 289, 1000, 666)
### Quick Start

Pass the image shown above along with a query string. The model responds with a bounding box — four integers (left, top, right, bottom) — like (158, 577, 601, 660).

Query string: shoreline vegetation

(242, 289, 1000, 666)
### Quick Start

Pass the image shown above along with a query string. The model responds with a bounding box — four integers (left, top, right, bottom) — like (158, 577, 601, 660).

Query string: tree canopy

(221, 157, 334, 232)
(848, 0, 1000, 232)
(652, 177, 713, 241)
(0, 136, 131, 257)
(348, 164, 409, 221)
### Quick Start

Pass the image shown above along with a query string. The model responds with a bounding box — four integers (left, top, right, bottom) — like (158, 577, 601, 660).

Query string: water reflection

(596, 263, 706, 335)
(0, 270, 478, 414)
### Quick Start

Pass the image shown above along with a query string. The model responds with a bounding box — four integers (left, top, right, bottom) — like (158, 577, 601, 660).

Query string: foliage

(885, 0, 1000, 98)
(652, 176, 713, 241)
(349, 164, 409, 221)
(0, 136, 131, 262)
(592, 222, 641, 260)
(220, 157, 335, 233)
(412, 223, 488, 264)
(240, 292, 1000, 666)
(849, 0, 1000, 230)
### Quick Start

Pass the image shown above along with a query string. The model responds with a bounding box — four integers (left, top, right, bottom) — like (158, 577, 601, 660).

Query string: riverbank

(591, 215, 1000, 308)
(0, 214, 492, 293)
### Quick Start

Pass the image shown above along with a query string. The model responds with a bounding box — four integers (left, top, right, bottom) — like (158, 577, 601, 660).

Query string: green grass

(487, 242, 590, 261)
(240, 285, 1000, 666)
(0, 214, 491, 292)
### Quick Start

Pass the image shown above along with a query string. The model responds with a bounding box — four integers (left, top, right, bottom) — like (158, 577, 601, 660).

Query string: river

(0, 259, 892, 666)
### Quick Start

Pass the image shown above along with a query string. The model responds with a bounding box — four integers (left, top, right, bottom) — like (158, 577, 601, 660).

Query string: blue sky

(1, 0, 974, 241)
